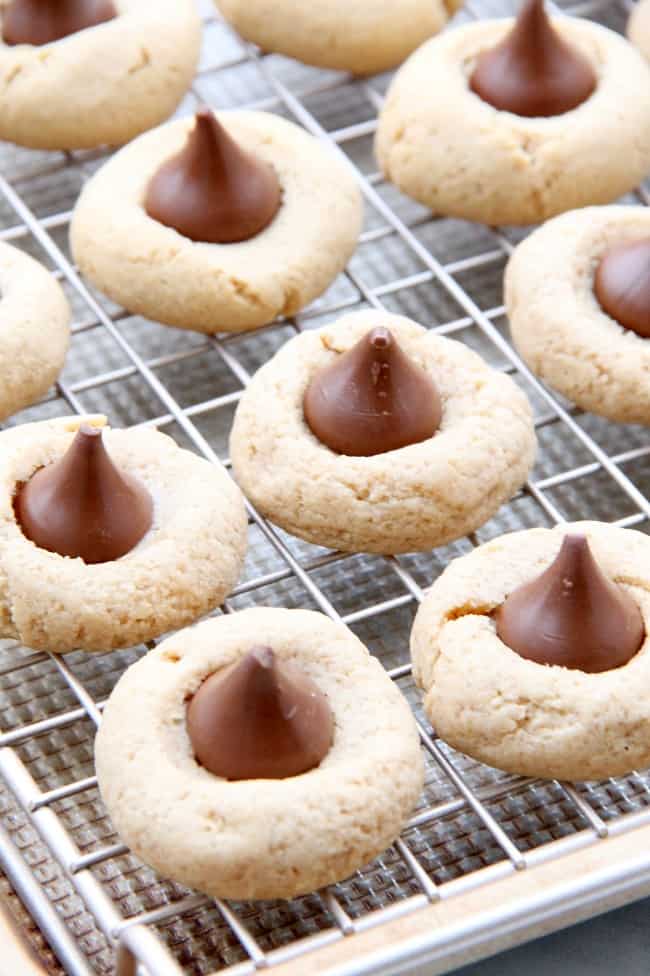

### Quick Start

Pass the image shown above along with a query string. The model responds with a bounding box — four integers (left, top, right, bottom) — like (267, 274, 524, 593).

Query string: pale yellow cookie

(0, 0, 201, 150)
(629, 0, 650, 60)
(411, 521, 650, 781)
(95, 607, 424, 900)
(230, 310, 536, 554)
(376, 18, 650, 226)
(70, 110, 362, 334)
(0, 416, 247, 653)
(505, 205, 650, 425)
(215, 0, 462, 75)
(0, 242, 69, 421)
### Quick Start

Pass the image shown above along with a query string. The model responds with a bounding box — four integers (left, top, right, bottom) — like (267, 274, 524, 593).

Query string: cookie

(215, 0, 462, 76)
(95, 607, 424, 900)
(411, 521, 650, 781)
(629, 0, 650, 60)
(505, 205, 650, 425)
(0, 416, 247, 653)
(376, 13, 650, 226)
(0, 242, 69, 421)
(0, 0, 201, 150)
(70, 110, 362, 334)
(230, 310, 536, 554)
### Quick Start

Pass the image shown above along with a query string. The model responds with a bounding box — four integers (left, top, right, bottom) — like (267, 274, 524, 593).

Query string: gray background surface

(454, 898, 650, 975)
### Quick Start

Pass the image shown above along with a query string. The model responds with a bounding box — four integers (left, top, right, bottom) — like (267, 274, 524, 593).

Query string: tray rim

(250, 819, 650, 976)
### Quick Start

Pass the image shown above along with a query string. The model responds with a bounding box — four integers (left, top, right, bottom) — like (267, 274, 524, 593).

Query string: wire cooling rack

(1, 1, 650, 974)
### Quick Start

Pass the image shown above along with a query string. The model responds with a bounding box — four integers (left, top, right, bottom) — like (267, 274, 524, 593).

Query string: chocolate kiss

(144, 110, 282, 245)
(15, 425, 153, 564)
(470, 0, 597, 118)
(495, 534, 644, 673)
(594, 238, 650, 339)
(186, 646, 334, 780)
(2, 0, 117, 47)
(303, 327, 442, 457)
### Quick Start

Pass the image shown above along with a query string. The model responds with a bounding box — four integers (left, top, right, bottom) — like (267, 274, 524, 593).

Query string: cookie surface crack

(444, 603, 493, 622)
(128, 46, 151, 76)
(4, 64, 23, 88)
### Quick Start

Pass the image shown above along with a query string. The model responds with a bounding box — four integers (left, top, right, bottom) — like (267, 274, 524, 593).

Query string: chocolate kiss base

(303, 326, 442, 457)
(15, 425, 153, 565)
(594, 238, 650, 339)
(470, 0, 597, 117)
(186, 646, 333, 781)
(144, 110, 282, 245)
(495, 533, 645, 673)
(2, 0, 117, 47)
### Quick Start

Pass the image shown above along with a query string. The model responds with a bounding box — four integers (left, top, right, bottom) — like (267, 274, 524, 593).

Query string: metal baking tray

(1, 0, 650, 973)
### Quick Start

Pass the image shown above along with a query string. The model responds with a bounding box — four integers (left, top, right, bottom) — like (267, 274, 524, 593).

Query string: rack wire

(1, 0, 650, 973)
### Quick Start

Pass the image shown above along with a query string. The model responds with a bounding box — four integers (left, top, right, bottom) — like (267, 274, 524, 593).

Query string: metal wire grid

(0, 0, 648, 973)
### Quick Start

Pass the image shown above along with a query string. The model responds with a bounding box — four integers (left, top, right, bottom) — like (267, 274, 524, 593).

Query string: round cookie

(505, 205, 650, 425)
(215, 0, 462, 76)
(0, 0, 201, 150)
(0, 242, 69, 421)
(230, 310, 536, 554)
(0, 416, 247, 653)
(629, 0, 650, 60)
(376, 17, 650, 226)
(95, 607, 424, 900)
(70, 110, 363, 334)
(411, 521, 650, 782)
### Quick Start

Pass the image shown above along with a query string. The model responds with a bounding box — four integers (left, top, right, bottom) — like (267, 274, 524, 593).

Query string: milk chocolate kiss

(469, 0, 596, 118)
(2, 0, 116, 47)
(594, 238, 650, 339)
(15, 425, 153, 564)
(495, 534, 644, 673)
(303, 327, 442, 457)
(144, 110, 282, 245)
(186, 646, 333, 780)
